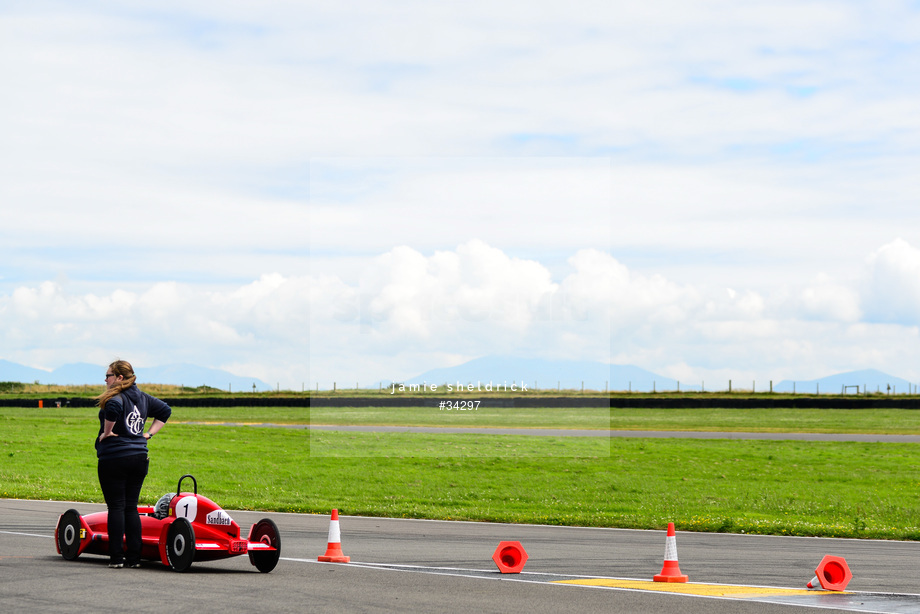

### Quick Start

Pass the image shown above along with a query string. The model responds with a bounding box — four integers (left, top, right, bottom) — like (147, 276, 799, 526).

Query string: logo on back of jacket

(126, 405, 143, 435)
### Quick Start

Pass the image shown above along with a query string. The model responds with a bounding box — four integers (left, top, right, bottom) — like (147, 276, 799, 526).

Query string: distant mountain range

(405, 356, 658, 392)
(2, 357, 914, 395)
(774, 369, 916, 395)
(0, 359, 272, 392)
(404, 356, 916, 394)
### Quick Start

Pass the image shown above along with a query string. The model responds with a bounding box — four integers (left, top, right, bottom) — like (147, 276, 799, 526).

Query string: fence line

(5, 379, 918, 395)
(302, 380, 920, 395)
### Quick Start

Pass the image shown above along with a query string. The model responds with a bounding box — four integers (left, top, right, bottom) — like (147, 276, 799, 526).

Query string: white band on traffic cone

(664, 535, 678, 562)
(327, 520, 341, 544)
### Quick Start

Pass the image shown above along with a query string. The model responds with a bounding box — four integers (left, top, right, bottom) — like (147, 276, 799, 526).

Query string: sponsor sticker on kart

(206, 509, 234, 526)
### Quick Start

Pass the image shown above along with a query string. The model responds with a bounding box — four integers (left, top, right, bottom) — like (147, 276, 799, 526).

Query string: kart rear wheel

(248, 518, 281, 573)
(165, 517, 195, 572)
(57, 509, 83, 560)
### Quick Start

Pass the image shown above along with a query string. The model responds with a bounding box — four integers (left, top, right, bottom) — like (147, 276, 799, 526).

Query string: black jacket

(95, 385, 171, 460)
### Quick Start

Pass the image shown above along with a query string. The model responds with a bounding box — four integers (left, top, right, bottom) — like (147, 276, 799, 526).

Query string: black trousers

(97, 453, 149, 564)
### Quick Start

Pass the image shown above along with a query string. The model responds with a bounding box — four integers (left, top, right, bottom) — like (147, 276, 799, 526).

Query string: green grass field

(124, 404, 920, 433)
(2, 405, 919, 540)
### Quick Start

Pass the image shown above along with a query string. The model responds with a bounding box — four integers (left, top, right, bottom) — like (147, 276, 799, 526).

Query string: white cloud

(312, 241, 598, 372)
(3, 240, 919, 386)
(861, 238, 920, 324)
(799, 274, 861, 322)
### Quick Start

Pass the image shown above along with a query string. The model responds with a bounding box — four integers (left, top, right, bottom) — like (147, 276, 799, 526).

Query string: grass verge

(2, 406, 919, 539)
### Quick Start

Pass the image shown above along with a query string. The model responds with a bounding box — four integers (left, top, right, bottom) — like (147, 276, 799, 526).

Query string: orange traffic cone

(317, 509, 350, 563)
(653, 522, 688, 582)
(492, 541, 528, 574)
(806, 555, 852, 591)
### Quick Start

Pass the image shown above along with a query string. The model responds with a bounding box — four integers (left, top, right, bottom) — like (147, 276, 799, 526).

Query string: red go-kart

(55, 474, 281, 572)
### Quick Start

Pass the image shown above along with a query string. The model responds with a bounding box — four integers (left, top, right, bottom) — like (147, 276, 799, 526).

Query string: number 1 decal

(174, 495, 197, 520)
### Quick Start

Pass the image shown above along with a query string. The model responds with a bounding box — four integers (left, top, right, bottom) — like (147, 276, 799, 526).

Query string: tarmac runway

(3, 498, 919, 613)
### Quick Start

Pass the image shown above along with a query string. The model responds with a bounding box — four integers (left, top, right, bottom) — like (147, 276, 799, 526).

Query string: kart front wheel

(57, 509, 83, 560)
(248, 518, 281, 573)
(166, 517, 195, 572)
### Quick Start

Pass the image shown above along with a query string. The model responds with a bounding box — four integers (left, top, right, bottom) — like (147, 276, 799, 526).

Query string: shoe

(127, 562, 142, 569)
(108, 561, 124, 569)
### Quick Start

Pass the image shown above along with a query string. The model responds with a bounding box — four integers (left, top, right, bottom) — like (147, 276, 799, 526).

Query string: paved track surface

(3, 499, 919, 613)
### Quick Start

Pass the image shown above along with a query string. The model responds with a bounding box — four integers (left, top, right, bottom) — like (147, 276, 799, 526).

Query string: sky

(2, 1, 920, 389)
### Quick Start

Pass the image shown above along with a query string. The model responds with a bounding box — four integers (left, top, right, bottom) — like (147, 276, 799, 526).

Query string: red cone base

(317, 542, 350, 563)
(654, 559, 688, 583)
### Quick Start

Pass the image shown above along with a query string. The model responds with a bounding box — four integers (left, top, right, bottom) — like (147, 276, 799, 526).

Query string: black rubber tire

(248, 518, 281, 573)
(165, 517, 195, 572)
(57, 509, 83, 560)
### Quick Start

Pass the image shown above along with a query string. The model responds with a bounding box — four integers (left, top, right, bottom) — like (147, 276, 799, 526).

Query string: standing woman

(96, 360, 171, 568)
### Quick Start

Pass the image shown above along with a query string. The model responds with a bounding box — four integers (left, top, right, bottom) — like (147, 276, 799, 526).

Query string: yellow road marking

(554, 578, 839, 598)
